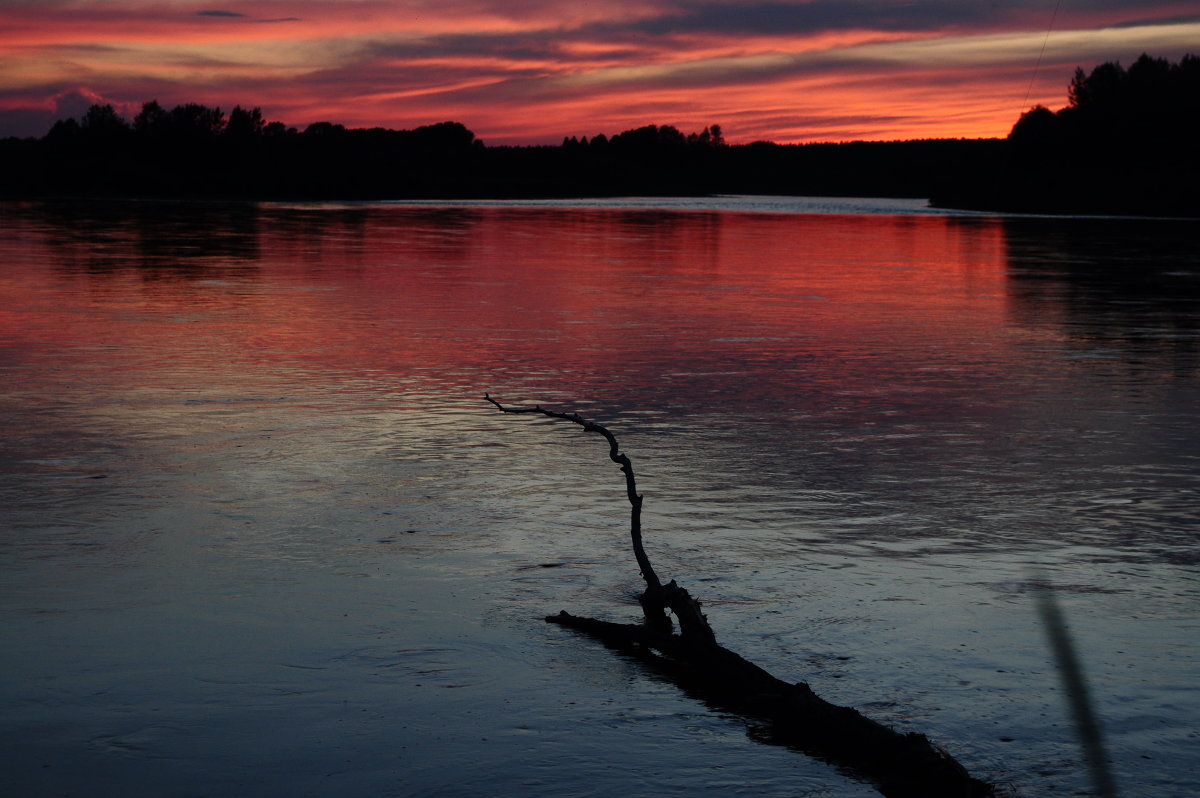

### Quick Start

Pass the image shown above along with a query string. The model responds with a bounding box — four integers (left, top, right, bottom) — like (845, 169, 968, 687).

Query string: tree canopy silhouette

(4, 57, 1193, 214)
(936, 53, 1198, 215)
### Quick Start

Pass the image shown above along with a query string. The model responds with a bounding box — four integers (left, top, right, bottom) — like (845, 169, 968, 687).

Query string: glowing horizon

(0, 1, 1196, 144)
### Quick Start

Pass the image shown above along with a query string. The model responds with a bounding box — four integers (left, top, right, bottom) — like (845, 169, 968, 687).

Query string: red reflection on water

(258, 208, 1012, 413)
(1, 205, 1011, 417)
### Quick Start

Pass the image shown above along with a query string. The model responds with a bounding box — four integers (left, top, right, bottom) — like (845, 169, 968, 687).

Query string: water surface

(1, 198, 1197, 797)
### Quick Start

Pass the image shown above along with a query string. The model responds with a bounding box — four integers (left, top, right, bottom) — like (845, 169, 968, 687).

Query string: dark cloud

(359, 32, 634, 65)
(0, 88, 133, 138)
(620, 1, 1004, 37)
(729, 109, 911, 127)
(0, 107, 54, 139)
(1108, 12, 1200, 28)
(300, 57, 549, 97)
(195, 9, 298, 23)
(598, 0, 1196, 39)
(333, 0, 1081, 74)
(339, 1, 1006, 67)
(52, 89, 112, 119)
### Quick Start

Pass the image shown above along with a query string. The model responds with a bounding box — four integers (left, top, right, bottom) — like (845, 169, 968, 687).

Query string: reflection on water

(37, 200, 263, 274)
(1005, 216, 1200, 375)
(1, 199, 1197, 798)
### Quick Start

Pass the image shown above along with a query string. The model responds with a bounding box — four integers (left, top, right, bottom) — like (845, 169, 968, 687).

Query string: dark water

(1, 198, 1197, 797)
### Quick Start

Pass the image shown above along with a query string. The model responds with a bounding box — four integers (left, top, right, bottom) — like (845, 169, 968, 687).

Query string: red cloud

(1, 0, 1196, 142)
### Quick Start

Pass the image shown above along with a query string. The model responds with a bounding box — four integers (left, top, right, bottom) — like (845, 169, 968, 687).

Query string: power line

(1021, 0, 1065, 111)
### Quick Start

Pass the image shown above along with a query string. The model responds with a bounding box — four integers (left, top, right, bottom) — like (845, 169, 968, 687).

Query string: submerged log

(546, 610, 989, 798)
(485, 394, 994, 798)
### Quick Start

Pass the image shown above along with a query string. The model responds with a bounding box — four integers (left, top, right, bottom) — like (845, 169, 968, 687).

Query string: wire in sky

(1021, 0, 1065, 111)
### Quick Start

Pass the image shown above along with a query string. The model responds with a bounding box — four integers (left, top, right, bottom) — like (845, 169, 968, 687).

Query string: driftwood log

(485, 394, 995, 798)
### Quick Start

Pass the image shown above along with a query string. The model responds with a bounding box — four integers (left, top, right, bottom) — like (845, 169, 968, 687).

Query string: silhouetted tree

(133, 100, 168, 138)
(226, 105, 265, 138)
(1008, 104, 1059, 155)
(80, 104, 130, 141)
(168, 103, 226, 139)
(132, 101, 228, 145)
(610, 124, 687, 153)
(263, 120, 292, 138)
(1067, 60, 1126, 111)
(44, 117, 81, 145)
(688, 124, 726, 147)
(407, 120, 476, 150)
(303, 121, 346, 137)
(937, 52, 1199, 214)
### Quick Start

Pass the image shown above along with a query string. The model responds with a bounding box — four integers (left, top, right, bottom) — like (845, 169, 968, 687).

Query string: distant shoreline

(6, 54, 1195, 218)
(7, 193, 1198, 223)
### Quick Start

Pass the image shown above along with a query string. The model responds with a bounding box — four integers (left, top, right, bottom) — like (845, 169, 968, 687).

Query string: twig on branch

(485, 393, 712, 638)
(484, 393, 660, 590)
(483, 394, 994, 798)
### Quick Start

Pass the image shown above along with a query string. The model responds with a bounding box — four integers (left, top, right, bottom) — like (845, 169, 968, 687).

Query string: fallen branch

(485, 394, 994, 798)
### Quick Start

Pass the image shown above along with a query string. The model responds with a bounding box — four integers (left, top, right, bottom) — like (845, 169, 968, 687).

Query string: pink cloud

(0, 0, 1196, 142)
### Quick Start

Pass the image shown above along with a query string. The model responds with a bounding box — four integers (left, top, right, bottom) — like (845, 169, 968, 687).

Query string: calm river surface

(1, 197, 1197, 797)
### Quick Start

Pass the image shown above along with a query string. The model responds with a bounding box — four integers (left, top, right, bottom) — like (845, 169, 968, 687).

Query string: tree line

(1, 53, 1195, 215)
(932, 53, 1199, 215)
(0, 98, 995, 201)
(2, 99, 486, 198)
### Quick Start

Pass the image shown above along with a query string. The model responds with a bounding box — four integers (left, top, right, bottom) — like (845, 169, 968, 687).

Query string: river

(1, 197, 1197, 797)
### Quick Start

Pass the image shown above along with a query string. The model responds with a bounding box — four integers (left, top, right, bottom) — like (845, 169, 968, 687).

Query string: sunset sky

(1, 0, 1197, 144)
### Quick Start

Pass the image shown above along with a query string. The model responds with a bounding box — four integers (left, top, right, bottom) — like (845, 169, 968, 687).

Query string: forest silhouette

(2, 54, 1195, 216)
(934, 53, 1199, 216)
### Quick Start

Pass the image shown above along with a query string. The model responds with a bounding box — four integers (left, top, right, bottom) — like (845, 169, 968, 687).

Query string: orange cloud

(1, 1, 1197, 143)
